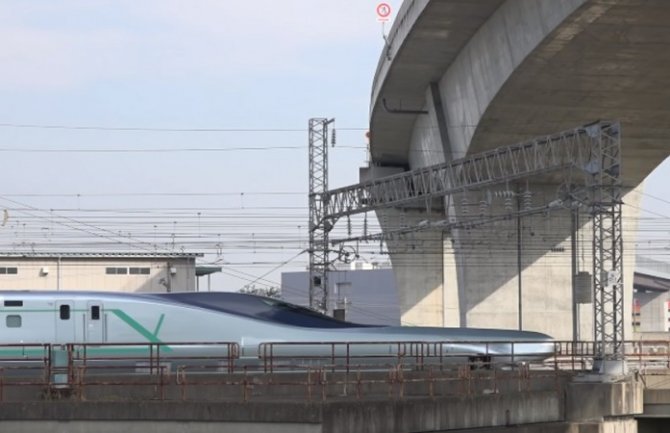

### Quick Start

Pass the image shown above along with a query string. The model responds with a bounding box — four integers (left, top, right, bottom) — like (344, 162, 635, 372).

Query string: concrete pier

(366, 0, 670, 335)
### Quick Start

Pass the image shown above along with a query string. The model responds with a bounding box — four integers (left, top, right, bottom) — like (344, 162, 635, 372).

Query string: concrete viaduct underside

(363, 0, 670, 338)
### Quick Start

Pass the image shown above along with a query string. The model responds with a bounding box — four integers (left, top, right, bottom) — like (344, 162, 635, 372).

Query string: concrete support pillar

(446, 184, 579, 336)
(376, 207, 445, 326)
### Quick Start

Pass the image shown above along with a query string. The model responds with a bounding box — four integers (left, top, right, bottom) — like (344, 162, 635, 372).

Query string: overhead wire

(0, 122, 367, 132)
(0, 160, 667, 295)
(0, 145, 365, 153)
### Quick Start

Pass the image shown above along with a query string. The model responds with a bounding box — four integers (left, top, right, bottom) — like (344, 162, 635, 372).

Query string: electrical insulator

(479, 200, 488, 216)
(504, 195, 513, 212)
(331, 129, 336, 146)
(523, 189, 532, 211)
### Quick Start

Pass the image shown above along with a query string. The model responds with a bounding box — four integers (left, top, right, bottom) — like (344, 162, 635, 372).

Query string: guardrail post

(356, 370, 362, 400)
(176, 366, 187, 401)
(306, 368, 313, 402)
(156, 343, 161, 376)
(458, 365, 472, 396)
(67, 344, 74, 384)
(388, 367, 394, 399)
(158, 365, 166, 401)
(75, 366, 85, 401)
(242, 368, 250, 402)
(320, 368, 327, 401)
(428, 366, 434, 399)
(346, 344, 350, 374)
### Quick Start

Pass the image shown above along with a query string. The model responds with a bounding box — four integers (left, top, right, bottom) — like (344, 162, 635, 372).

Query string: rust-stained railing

(68, 341, 239, 374)
(257, 340, 555, 373)
(0, 340, 665, 402)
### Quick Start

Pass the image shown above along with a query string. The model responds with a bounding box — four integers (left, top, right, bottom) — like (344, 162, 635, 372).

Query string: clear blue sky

(0, 1, 667, 293)
(0, 1, 402, 291)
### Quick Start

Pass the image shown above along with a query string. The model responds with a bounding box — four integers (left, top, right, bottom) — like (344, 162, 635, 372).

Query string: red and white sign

(376, 2, 392, 22)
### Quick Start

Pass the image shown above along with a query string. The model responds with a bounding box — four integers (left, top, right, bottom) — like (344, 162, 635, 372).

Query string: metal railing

(69, 341, 239, 374)
(257, 340, 555, 373)
(0, 339, 664, 402)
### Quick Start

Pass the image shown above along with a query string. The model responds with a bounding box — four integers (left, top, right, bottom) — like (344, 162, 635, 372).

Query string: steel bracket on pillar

(323, 120, 624, 362)
(325, 126, 596, 220)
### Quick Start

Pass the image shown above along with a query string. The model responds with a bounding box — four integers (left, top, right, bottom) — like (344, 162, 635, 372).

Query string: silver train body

(0, 291, 555, 370)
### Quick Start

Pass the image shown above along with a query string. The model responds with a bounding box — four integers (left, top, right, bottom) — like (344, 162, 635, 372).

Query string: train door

(85, 301, 105, 343)
(55, 300, 75, 343)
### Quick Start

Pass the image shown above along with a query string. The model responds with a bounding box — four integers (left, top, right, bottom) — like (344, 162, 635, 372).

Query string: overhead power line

(0, 123, 367, 133)
(0, 145, 365, 153)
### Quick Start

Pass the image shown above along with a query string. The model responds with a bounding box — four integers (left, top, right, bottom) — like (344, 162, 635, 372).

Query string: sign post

(376, 2, 392, 22)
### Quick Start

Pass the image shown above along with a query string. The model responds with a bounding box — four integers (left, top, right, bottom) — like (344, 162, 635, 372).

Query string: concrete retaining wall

(0, 391, 562, 433)
(0, 376, 647, 433)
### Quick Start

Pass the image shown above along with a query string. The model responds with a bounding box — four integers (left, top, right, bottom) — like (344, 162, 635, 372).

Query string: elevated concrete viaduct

(363, 0, 670, 337)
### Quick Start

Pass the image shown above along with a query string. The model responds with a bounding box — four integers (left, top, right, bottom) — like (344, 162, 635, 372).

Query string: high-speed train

(0, 291, 554, 370)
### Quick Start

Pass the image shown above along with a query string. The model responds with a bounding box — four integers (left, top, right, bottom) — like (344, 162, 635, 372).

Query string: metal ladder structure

(307, 118, 334, 313)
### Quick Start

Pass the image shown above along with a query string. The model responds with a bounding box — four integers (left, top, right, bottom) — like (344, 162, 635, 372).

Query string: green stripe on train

(0, 307, 172, 352)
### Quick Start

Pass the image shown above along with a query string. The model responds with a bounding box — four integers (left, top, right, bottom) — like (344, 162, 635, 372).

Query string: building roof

(634, 272, 670, 293)
(0, 252, 203, 259)
(196, 266, 222, 277)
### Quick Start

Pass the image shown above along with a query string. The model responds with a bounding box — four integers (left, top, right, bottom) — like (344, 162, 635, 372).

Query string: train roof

(149, 292, 372, 329)
(0, 291, 372, 329)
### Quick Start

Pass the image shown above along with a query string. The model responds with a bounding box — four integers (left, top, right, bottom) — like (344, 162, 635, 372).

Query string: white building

(0, 252, 204, 293)
(633, 256, 670, 334)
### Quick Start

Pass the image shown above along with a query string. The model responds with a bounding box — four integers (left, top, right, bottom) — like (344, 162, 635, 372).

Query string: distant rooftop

(634, 272, 670, 293)
(637, 256, 670, 280)
(332, 261, 392, 271)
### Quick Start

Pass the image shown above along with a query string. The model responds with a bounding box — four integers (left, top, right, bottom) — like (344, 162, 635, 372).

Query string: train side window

(59, 305, 70, 320)
(6, 315, 21, 328)
(4, 300, 23, 307)
(91, 306, 100, 320)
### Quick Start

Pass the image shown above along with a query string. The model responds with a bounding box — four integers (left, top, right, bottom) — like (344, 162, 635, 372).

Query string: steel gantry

(325, 126, 599, 219)
(308, 118, 334, 313)
(318, 121, 624, 361)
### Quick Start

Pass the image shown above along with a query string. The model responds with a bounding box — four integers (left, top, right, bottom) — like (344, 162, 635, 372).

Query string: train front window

(60, 305, 70, 320)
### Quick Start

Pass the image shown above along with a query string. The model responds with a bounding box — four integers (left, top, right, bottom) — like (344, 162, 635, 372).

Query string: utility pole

(587, 122, 625, 372)
(308, 118, 334, 313)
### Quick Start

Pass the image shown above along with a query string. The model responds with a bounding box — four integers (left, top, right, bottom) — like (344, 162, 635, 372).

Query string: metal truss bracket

(322, 121, 624, 360)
